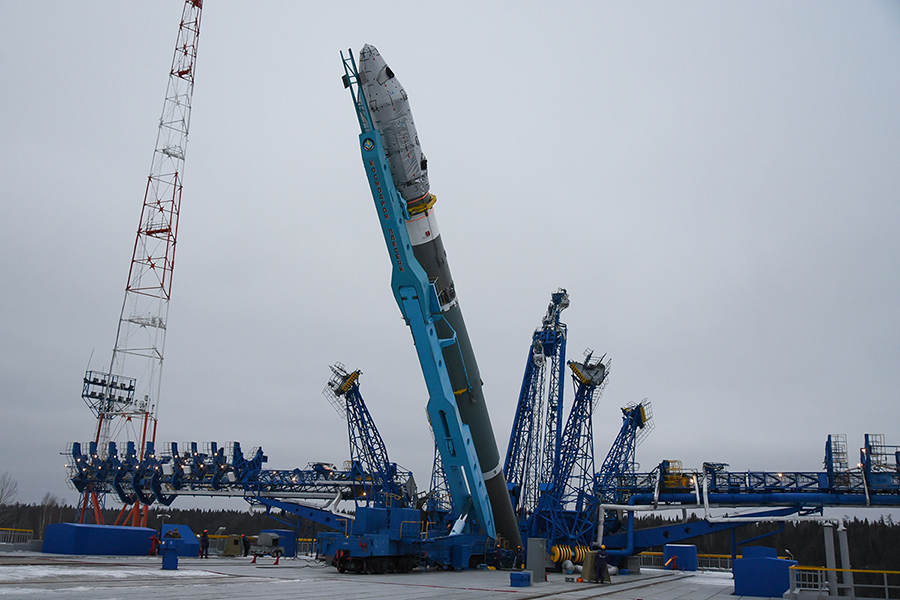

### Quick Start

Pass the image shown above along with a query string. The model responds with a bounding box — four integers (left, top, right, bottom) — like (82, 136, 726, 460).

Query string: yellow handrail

(790, 565, 900, 576)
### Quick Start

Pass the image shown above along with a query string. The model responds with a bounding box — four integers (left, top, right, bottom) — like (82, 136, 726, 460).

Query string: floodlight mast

(78, 0, 203, 525)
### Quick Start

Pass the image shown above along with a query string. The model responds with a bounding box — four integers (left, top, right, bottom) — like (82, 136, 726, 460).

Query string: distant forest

(636, 512, 900, 571)
(2, 500, 898, 571)
(0, 498, 330, 542)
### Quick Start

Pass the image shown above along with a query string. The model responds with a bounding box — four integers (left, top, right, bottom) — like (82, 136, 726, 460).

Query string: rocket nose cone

(360, 44, 380, 58)
(359, 44, 385, 85)
(359, 45, 386, 70)
(359, 44, 397, 90)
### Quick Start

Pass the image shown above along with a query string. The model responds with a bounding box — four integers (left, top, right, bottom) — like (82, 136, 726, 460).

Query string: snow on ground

(0, 564, 222, 582)
(682, 570, 735, 585)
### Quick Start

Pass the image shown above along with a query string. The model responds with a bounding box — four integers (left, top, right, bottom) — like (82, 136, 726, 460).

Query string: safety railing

(638, 551, 735, 571)
(0, 528, 34, 544)
(697, 554, 735, 570)
(639, 551, 800, 572)
(788, 565, 900, 599)
(638, 552, 665, 568)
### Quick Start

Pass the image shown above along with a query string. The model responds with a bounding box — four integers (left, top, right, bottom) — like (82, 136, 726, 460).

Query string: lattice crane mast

(530, 351, 610, 550)
(504, 289, 569, 522)
(324, 363, 414, 509)
(593, 399, 653, 534)
(76, 0, 202, 525)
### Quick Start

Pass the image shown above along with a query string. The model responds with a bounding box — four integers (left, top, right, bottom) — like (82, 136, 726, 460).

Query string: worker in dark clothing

(200, 530, 210, 558)
(595, 545, 609, 583)
(515, 545, 525, 569)
(242, 534, 251, 557)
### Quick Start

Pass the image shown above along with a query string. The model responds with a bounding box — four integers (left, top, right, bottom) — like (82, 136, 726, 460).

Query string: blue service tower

(341, 45, 522, 549)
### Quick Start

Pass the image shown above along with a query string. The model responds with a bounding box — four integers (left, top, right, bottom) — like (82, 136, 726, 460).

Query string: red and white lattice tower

(79, 0, 202, 524)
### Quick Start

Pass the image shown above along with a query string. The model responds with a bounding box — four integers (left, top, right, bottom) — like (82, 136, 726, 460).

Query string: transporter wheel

(364, 558, 375, 575)
(399, 557, 415, 573)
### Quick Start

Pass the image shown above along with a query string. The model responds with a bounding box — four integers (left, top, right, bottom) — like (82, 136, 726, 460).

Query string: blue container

(663, 544, 698, 571)
(510, 571, 532, 587)
(43, 523, 156, 556)
(734, 550, 797, 598)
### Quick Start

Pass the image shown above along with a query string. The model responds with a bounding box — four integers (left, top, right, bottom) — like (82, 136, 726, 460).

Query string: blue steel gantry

(596, 434, 900, 559)
(67, 324, 900, 567)
(593, 399, 653, 534)
(504, 289, 569, 524)
(501, 292, 900, 565)
(528, 352, 610, 553)
(68, 365, 416, 536)
(323, 363, 415, 510)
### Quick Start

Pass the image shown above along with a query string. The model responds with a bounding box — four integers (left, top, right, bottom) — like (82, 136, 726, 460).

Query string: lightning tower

(76, 0, 203, 524)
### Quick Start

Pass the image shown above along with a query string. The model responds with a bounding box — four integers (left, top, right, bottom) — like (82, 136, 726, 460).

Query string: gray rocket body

(359, 44, 521, 547)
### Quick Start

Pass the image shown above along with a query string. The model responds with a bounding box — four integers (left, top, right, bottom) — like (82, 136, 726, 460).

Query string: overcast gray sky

(1, 2, 898, 513)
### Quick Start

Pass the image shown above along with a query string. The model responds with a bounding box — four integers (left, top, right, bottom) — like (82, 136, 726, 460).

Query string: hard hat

(601, 545, 606, 549)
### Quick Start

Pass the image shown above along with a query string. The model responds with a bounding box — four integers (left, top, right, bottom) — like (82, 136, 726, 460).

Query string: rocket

(358, 44, 522, 547)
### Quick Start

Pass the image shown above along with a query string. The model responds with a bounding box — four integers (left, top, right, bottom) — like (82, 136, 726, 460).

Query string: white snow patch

(0, 565, 221, 582)
(685, 570, 735, 585)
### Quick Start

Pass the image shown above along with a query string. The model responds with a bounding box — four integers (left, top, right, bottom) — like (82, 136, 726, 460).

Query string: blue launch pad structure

(64, 349, 900, 567)
(64, 46, 900, 571)
(63, 369, 900, 567)
(501, 291, 900, 562)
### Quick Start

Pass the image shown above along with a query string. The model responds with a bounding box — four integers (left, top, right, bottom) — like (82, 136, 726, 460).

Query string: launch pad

(0, 552, 747, 600)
